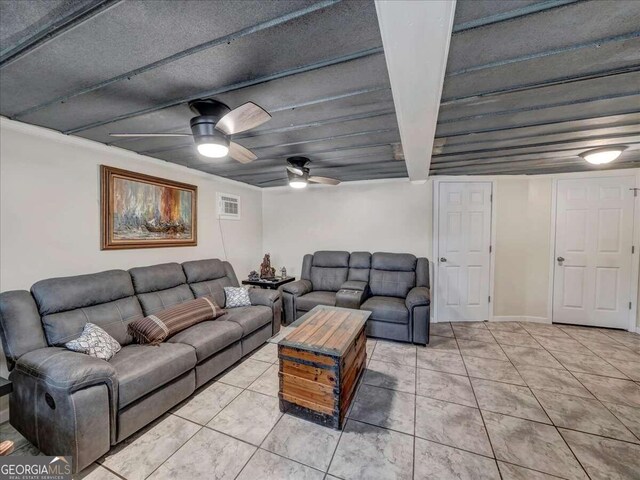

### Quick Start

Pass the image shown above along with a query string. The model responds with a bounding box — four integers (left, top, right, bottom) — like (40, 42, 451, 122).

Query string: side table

(241, 276, 295, 290)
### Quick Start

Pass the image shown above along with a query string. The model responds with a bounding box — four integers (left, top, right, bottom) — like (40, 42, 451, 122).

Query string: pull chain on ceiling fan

(109, 99, 271, 163)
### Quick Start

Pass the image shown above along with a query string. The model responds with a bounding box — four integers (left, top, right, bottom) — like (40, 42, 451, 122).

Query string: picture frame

(101, 165, 197, 250)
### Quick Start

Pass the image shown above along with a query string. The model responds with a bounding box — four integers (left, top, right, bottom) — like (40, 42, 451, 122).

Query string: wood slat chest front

(277, 306, 370, 429)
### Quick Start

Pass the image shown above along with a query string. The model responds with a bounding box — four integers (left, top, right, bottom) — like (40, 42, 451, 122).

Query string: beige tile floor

(4, 321, 640, 479)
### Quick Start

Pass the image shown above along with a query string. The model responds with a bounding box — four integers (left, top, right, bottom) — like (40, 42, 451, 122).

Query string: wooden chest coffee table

(274, 305, 370, 429)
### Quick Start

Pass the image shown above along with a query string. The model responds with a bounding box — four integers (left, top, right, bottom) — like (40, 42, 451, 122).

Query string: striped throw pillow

(128, 296, 225, 345)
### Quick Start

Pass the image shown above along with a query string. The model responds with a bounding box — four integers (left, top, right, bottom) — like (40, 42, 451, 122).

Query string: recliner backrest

(129, 263, 194, 316)
(348, 252, 371, 282)
(182, 258, 239, 307)
(31, 270, 143, 347)
(369, 252, 417, 298)
(309, 251, 349, 292)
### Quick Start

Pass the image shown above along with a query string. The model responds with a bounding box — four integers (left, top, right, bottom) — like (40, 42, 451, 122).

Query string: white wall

(262, 179, 432, 276)
(0, 118, 263, 291)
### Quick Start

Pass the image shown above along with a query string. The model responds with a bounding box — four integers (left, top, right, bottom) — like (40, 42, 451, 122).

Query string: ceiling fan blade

(109, 133, 192, 137)
(228, 142, 257, 163)
(286, 165, 304, 176)
(215, 102, 271, 135)
(308, 176, 340, 185)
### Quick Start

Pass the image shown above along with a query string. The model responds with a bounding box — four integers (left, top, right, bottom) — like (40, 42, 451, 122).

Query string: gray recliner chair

(282, 251, 430, 345)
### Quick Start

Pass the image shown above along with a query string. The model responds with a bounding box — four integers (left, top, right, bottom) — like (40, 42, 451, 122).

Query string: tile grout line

(458, 325, 503, 479)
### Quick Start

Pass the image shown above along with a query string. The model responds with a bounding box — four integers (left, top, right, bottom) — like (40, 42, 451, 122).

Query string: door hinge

(630, 302, 633, 310)
(489, 245, 492, 253)
(490, 194, 493, 202)
(630, 188, 639, 197)
(633, 246, 635, 254)
(488, 296, 491, 303)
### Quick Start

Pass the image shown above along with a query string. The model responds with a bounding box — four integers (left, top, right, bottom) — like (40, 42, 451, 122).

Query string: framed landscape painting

(101, 165, 197, 249)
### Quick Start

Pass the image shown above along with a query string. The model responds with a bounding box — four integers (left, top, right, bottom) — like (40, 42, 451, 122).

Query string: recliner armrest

(15, 347, 118, 394)
(282, 279, 312, 296)
(340, 280, 368, 292)
(336, 288, 368, 310)
(248, 288, 280, 307)
(406, 287, 430, 310)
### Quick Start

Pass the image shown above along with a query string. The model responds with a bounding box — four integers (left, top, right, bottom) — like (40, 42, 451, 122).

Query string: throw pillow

(224, 286, 251, 308)
(65, 323, 122, 361)
(128, 295, 225, 345)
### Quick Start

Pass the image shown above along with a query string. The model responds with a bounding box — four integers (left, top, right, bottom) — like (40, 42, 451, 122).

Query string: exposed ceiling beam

(0, 0, 121, 67)
(439, 92, 638, 126)
(139, 127, 399, 156)
(63, 46, 384, 135)
(441, 65, 640, 106)
(447, 31, 640, 76)
(12, 0, 341, 119)
(433, 133, 640, 162)
(375, 0, 456, 180)
(452, 0, 577, 33)
(437, 111, 640, 138)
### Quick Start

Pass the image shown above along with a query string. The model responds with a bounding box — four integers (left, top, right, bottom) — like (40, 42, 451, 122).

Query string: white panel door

(553, 176, 635, 328)
(437, 182, 492, 321)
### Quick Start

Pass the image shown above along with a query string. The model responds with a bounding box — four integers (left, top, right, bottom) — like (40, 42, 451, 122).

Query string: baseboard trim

(492, 316, 550, 324)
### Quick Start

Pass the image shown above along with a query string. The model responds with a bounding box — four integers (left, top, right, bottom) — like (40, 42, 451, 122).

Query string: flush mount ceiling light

(194, 129, 229, 158)
(580, 146, 627, 165)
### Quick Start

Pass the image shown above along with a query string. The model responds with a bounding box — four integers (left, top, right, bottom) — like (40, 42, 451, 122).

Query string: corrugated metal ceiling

(0, 0, 638, 185)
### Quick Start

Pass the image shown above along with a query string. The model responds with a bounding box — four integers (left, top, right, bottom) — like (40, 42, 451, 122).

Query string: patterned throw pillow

(128, 295, 225, 345)
(65, 323, 122, 361)
(224, 286, 251, 308)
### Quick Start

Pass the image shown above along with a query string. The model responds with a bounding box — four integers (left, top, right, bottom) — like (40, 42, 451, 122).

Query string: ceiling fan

(286, 157, 341, 188)
(109, 99, 271, 163)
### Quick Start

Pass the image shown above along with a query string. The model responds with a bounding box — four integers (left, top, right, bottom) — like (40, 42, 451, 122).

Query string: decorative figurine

(248, 270, 260, 281)
(280, 267, 287, 278)
(259, 253, 276, 278)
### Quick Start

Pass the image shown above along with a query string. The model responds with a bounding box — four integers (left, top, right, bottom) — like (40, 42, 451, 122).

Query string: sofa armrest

(336, 288, 368, 310)
(406, 287, 430, 310)
(15, 347, 118, 394)
(248, 288, 280, 307)
(340, 280, 368, 292)
(282, 279, 312, 297)
(11, 347, 117, 471)
(248, 288, 283, 334)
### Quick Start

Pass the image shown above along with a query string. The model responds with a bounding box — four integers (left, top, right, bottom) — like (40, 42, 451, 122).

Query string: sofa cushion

(168, 320, 243, 362)
(128, 296, 225, 345)
(361, 296, 409, 324)
(184, 259, 239, 307)
(348, 251, 371, 282)
(31, 270, 143, 347)
(129, 263, 194, 316)
(110, 343, 196, 408)
(65, 323, 121, 361)
(129, 263, 186, 294)
(224, 305, 272, 336)
(309, 251, 349, 292)
(297, 291, 336, 312)
(312, 251, 350, 268)
(369, 269, 416, 298)
(371, 252, 417, 272)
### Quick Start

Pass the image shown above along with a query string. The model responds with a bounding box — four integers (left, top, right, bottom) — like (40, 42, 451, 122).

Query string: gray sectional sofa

(282, 251, 430, 345)
(0, 259, 281, 472)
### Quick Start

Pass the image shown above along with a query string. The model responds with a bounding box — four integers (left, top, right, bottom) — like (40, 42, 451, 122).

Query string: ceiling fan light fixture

(289, 178, 308, 189)
(580, 146, 626, 165)
(197, 142, 229, 158)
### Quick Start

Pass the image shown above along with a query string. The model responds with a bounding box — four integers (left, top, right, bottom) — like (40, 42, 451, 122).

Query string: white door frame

(432, 177, 497, 324)
(547, 169, 640, 332)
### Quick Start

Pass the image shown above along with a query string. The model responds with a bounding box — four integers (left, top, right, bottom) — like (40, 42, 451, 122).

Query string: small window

(217, 192, 241, 220)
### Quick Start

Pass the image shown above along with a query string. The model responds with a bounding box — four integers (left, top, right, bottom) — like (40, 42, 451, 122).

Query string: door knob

(440, 257, 447, 262)
(557, 256, 565, 264)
